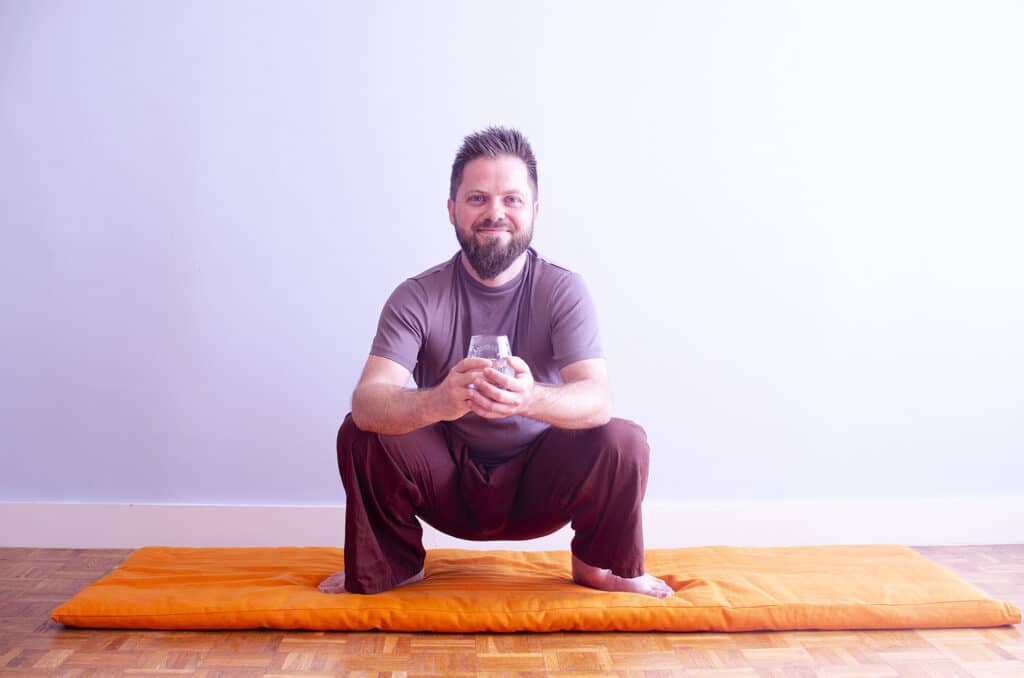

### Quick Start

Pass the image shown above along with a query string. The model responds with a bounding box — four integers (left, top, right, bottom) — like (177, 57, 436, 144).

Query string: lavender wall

(2, 1, 1022, 505)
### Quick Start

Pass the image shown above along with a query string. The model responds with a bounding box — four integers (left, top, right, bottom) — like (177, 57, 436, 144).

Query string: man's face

(448, 155, 539, 281)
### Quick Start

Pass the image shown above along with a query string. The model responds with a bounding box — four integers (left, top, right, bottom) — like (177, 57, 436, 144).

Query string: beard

(455, 216, 534, 281)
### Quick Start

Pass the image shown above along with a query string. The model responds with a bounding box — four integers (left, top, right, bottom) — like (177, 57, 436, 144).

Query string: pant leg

(336, 413, 467, 594)
(502, 418, 651, 578)
(336, 412, 551, 593)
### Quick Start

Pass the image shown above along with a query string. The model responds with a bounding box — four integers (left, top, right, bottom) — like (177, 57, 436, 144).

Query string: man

(319, 127, 672, 598)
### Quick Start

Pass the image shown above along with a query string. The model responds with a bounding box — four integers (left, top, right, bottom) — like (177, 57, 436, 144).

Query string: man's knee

(337, 412, 374, 470)
(592, 418, 650, 472)
(335, 413, 412, 498)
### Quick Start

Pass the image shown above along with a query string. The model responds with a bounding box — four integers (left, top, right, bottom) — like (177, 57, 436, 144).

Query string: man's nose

(484, 198, 507, 220)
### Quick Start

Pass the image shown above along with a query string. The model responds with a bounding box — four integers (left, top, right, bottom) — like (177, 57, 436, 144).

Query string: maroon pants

(335, 414, 651, 594)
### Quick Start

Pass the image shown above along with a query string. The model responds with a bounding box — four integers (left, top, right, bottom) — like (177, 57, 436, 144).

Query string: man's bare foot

(317, 568, 425, 594)
(317, 571, 348, 594)
(571, 555, 674, 598)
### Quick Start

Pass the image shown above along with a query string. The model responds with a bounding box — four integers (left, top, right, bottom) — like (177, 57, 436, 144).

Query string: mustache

(473, 219, 513, 231)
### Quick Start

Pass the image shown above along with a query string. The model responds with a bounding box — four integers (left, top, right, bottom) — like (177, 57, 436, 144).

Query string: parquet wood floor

(0, 545, 1021, 677)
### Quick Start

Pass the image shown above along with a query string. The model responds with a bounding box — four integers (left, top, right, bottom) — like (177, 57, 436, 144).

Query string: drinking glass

(468, 334, 515, 377)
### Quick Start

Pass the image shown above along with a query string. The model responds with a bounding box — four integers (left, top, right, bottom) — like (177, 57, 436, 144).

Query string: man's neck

(460, 251, 529, 287)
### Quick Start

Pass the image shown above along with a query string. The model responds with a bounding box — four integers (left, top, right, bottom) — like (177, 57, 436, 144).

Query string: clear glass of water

(468, 334, 514, 377)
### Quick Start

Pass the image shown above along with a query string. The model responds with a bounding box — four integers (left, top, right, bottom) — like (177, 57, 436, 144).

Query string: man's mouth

(475, 227, 510, 236)
(474, 220, 512, 233)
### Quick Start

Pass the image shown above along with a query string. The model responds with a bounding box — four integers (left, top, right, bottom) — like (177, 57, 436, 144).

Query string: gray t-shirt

(370, 247, 603, 463)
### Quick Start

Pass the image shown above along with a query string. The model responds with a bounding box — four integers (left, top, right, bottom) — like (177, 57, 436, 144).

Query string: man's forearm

(353, 373, 612, 435)
(523, 378, 612, 430)
(351, 383, 443, 435)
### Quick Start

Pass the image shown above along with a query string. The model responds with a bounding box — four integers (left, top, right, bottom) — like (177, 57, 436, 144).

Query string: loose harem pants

(336, 414, 651, 594)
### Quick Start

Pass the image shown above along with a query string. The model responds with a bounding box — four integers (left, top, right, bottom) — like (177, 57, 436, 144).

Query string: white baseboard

(2, 497, 1021, 549)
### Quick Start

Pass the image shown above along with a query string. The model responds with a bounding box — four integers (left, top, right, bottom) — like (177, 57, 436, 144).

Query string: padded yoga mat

(52, 545, 1020, 632)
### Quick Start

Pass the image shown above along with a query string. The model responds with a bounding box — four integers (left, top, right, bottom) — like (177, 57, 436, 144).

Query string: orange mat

(51, 545, 1020, 632)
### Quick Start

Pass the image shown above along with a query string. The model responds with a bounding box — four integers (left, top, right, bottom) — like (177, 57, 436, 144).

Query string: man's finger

(471, 380, 509, 404)
(477, 378, 523, 404)
(458, 357, 493, 373)
(472, 404, 516, 419)
(484, 368, 520, 392)
(469, 399, 505, 418)
(507, 355, 530, 375)
(468, 388, 519, 415)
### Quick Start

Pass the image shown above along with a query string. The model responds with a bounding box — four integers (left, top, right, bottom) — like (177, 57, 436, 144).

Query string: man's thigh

(500, 418, 650, 539)
(365, 421, 486, 540)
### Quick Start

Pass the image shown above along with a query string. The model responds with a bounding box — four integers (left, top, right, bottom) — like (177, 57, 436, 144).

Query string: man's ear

(533, 200, 540, 222)
(447, 198, 455, 226)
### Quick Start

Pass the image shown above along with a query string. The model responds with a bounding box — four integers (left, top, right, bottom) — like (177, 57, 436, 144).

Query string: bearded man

(319, 127, 672, 598)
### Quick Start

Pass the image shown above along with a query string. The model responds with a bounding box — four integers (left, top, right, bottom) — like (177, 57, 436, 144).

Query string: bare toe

(645, 574, 674, 598)
(318, 571, 346, 594)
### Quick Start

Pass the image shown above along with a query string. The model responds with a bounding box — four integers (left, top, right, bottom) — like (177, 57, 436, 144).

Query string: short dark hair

(449, 126, 538, 201)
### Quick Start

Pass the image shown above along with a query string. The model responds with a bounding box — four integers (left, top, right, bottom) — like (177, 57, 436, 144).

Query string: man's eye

(468, 195, 484, 203)
(506, 196, 522, 205)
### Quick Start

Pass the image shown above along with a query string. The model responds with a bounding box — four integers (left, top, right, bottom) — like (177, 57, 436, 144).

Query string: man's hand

(467, 355, 535, 419)
(433, 357, 493, 421)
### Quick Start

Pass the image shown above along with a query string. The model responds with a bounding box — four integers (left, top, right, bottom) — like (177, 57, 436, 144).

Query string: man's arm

(526, 358, 612, 429)
(351, 355, 492, 435)
(469, 357, 612, 430)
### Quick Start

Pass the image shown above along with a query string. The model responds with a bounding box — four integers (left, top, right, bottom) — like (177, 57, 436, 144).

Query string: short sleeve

(549, 272, 603, 369)
(369, 280, 427, 373)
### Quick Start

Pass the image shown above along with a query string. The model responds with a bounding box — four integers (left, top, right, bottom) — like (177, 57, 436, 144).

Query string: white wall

(2, 2, 1021, 519)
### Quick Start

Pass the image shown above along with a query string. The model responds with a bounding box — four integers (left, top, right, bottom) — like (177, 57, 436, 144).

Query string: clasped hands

(437, 356, 535, 421)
